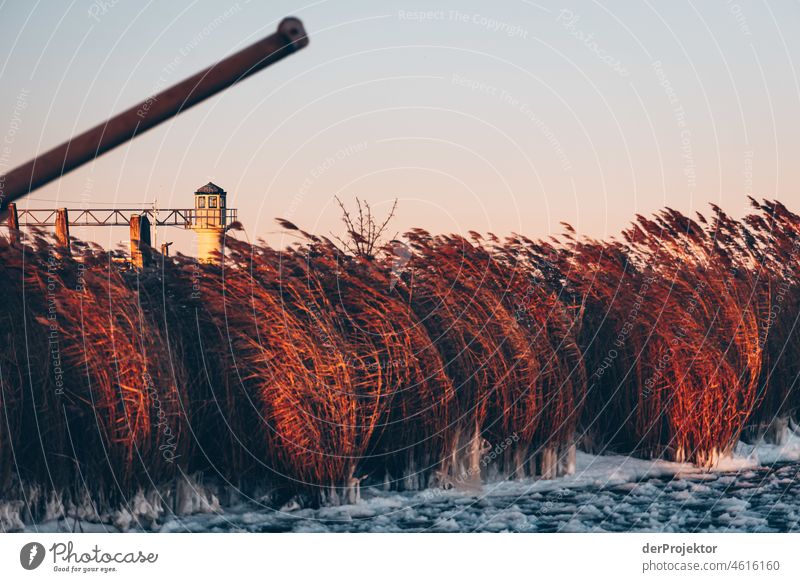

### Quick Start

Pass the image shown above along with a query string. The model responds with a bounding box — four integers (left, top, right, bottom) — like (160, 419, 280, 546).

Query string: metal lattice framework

(11, 208, 237, 229)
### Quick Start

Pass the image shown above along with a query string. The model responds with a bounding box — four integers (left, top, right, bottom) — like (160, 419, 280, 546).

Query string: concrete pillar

(195, 228, 223, 263)
(55, 208, 70, 255)
(7, 202, 19, 245)
(130, 214, 151, 268)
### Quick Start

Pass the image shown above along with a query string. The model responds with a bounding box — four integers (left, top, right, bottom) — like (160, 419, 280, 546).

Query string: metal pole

(0, 17, 308, 212)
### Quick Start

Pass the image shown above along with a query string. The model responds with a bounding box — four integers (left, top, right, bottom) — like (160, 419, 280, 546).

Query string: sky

(0, 0, 798, 253)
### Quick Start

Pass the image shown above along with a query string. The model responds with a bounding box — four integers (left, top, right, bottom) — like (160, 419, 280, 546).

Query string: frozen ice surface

(20, 433, 800, 533)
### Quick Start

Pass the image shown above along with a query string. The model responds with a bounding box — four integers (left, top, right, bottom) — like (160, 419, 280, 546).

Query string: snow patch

(735, 426, 800, 465)
(10, 433, 800, 533)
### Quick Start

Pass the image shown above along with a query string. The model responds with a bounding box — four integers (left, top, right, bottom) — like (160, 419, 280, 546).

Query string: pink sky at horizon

(1, 0, 798, 254)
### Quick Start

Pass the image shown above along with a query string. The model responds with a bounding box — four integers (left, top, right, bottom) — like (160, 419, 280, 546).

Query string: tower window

(220, 196, 225, 208)
(209, 196, 217, 208)
(197, 196, 206, 208)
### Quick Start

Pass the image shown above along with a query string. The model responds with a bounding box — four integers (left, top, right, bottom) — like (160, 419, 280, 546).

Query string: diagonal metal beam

(0, 17, 307, 212)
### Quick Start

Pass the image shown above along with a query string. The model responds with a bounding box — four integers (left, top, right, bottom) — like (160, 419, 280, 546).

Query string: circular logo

(20, 542, 46, 570)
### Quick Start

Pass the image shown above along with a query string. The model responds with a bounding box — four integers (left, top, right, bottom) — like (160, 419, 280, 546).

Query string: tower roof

(195, 182, 226, 195)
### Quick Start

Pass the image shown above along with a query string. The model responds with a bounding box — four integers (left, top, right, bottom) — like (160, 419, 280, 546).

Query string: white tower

(191, 182, 228, 262)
